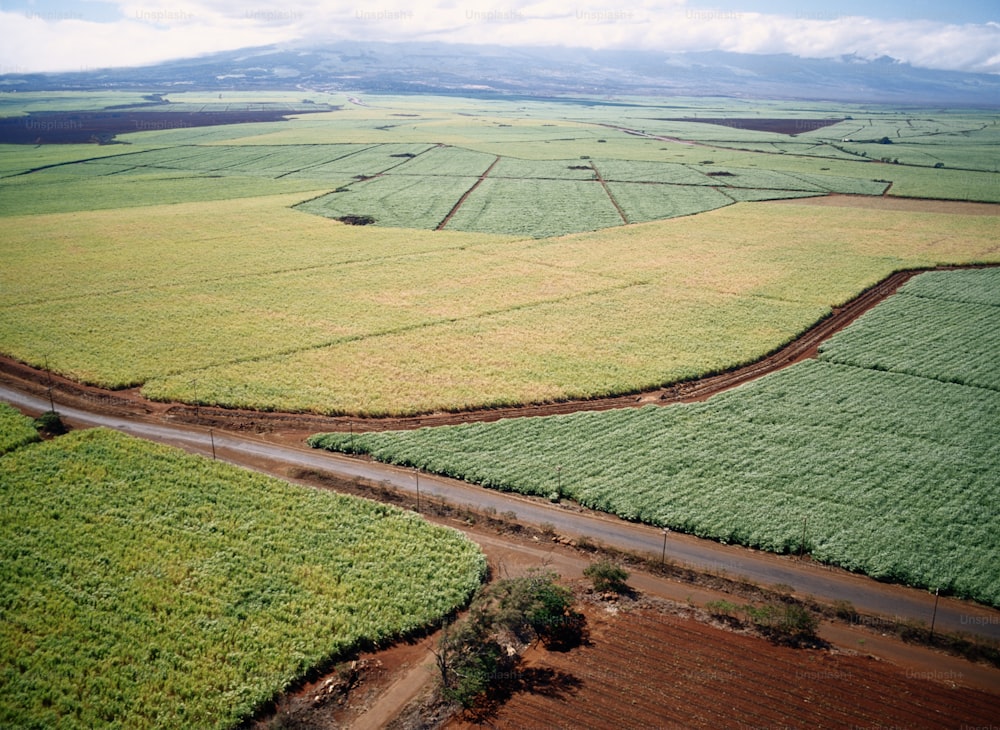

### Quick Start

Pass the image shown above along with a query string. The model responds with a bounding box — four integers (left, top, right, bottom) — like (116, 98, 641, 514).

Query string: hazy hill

(3, 41, 998, 105)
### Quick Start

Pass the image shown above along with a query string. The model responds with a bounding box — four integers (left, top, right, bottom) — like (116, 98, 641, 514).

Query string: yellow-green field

(3, 188, 996, 415)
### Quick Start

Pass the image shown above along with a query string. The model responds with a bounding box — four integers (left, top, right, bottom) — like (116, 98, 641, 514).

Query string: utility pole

(209, 429, 216, 460)
(929, 587, 940, 640)
(661, 527, 670, 565)
(415, 470, 421, 513)
(44, 355, 56, 412)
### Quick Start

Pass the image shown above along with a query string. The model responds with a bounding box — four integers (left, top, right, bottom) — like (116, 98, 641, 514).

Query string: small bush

(34, 410, 66, 436)
(435, 571, 585, 708)
(584, 559, 629, 594)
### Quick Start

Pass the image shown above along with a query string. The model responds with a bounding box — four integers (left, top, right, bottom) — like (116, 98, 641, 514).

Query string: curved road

(3, 383, 999, 642)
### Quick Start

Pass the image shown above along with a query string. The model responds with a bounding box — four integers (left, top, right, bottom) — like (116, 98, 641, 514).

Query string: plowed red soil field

(0, 109, 331, 144)
(656, 117, 845, 135)
(449, 602, 1000, 729)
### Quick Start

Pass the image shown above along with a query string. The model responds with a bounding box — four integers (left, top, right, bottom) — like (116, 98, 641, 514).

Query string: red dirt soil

(656, 117, 846, 136)
(0, 109, 332, 145)
(448, 600, 1000, 729)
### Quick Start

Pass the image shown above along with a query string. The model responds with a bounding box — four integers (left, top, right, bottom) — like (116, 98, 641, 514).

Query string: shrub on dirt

(434, 571, 585, 709)
(584, 559, 630, 594)
(33, 410, 66, 436)
(746, 601, 821, 646)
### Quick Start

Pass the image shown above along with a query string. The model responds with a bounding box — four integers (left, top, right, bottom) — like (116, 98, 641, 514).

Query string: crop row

(310, 269, 1000, 605)
(1, 243, 610, 387)
(897, 266, 1000, 306)
(0, 428, 485, 728)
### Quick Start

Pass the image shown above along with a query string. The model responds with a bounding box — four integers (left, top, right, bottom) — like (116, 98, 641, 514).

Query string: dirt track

(2, 263, 993, 438)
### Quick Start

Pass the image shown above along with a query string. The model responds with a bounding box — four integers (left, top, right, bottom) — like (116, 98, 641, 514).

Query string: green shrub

(584, 559, 630, 594)
(32, 410, 65, 436)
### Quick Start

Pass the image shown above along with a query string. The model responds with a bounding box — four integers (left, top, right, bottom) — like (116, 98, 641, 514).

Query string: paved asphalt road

(3, 383, 999, 642)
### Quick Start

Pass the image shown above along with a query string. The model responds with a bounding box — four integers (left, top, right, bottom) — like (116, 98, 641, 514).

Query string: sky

(0, 0, 998, 75)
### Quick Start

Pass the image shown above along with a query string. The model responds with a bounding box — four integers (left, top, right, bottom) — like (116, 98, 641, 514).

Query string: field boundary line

(591, 162, 628, 224)
(435, 154, 500, 230)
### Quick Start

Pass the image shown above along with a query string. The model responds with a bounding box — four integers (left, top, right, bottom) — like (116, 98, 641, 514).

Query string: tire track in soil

(0, 265, 996, 436)
(435, 154, 500, 230)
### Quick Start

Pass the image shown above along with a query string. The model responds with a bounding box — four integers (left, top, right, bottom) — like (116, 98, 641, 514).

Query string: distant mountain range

(4, 41, 999, 106)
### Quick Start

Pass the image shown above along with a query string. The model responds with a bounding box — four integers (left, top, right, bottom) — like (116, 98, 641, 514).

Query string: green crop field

(818, 269, 1000, 391)
(0, 427, 485, 728)
(443, 177, 624, 236)
(0, 403, 39, 455)
(311, 268, 1000, 607)
(299, 174, 477, 229)
(607, 182, 735, 222)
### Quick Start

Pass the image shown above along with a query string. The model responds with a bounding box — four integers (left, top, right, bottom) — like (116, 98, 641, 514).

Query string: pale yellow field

(119, 198, 1000, 415)
(3, 175, 997, 414)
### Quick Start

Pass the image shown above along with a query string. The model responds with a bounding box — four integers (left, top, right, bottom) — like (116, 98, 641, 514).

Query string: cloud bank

(1, 1, 998, 75)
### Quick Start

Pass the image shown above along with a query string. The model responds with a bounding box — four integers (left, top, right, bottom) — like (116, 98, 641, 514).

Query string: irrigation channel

(2, 382, 999, 643)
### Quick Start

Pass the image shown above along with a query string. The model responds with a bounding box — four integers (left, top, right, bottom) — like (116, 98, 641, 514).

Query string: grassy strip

(0, 429, 485, 728)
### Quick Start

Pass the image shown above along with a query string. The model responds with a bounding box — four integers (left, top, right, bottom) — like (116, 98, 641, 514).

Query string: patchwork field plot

(311, 268, 1000, 606)
(298, 174, 478, 229)
(607, 182, 734, 222)
(0, 428, 485, 728)
(0, 137, 896, 236)
(819, 270, 1000, 391)
(443, 177, 625, 237)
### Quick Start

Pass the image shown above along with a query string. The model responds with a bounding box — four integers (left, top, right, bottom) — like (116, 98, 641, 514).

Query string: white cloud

(0, 9, 293, 72)
(1, 0, 998, 74)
